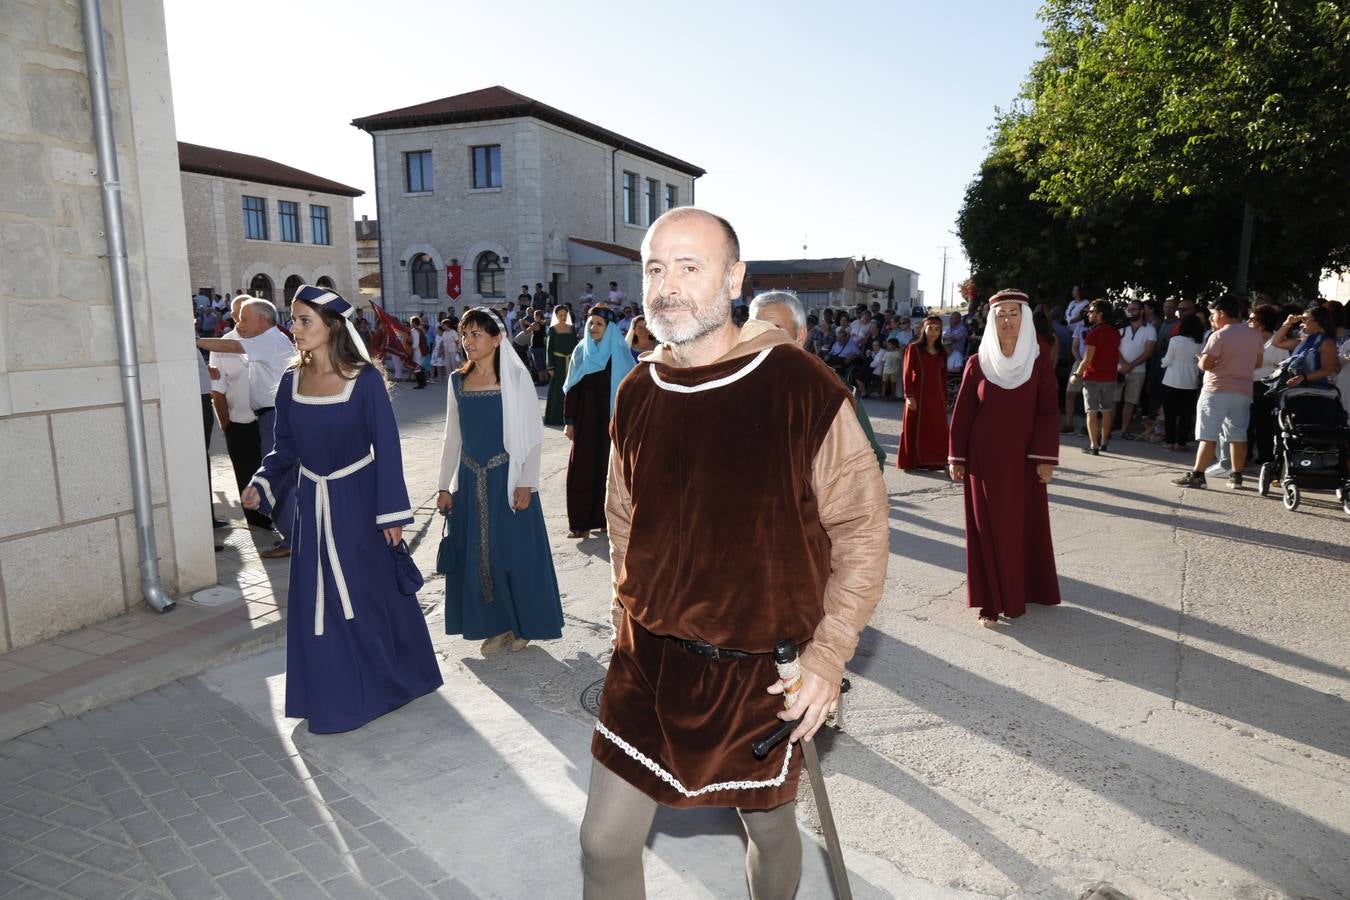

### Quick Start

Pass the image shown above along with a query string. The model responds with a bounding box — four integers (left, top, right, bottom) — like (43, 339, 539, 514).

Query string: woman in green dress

(544, 305, 578, 426)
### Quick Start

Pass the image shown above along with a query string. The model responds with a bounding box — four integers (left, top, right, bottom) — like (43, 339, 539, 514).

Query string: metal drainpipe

(80, 0, 174, 613)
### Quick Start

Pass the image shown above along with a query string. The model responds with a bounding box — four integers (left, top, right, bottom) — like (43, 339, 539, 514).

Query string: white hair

(241, 297, 277, 325)
(748, 291, 806, 332)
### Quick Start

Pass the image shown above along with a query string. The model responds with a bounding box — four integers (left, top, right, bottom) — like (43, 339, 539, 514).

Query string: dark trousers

(202, 395, 217, 523)
(223, 420, 272, 530)
(1163, 385, 1200, 446)
(1250, 381, 1277, 464)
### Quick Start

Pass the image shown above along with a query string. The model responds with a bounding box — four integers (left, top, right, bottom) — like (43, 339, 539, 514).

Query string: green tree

(1005, 0, 1350, 294)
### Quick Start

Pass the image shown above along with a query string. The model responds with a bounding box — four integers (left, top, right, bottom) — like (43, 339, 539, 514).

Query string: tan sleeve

(800, 402, 889, 684)
(604, 440, 632, 641)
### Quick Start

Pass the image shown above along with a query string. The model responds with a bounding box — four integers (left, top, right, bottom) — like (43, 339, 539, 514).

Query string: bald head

(643, 207, 740, 268)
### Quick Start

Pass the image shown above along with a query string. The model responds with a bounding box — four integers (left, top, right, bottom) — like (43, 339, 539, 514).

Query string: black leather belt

(671, 638, 765, 660)
(253, 406, 274, 416)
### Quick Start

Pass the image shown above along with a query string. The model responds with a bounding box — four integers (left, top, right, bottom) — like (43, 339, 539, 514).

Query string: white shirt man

(237, 324, 295, 412)
(607, 283, 625, 303)
(1066, 287, 1089, 327)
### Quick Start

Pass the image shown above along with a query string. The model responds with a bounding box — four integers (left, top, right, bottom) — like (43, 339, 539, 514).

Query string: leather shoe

(259, 543, 291, 559)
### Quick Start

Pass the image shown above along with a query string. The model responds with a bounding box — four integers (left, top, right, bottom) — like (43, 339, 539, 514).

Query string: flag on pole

(369, 303, 416, 370)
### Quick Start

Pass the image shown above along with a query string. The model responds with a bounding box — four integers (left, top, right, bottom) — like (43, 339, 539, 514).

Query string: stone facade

(364, 109, 699, 316)
(180, 163, 359, 311)
(0, 0, 214, 650)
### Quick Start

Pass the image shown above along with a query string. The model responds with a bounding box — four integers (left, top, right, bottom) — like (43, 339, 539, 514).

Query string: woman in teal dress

(436, 308, 563, 656)
(544, 305, 577, 426)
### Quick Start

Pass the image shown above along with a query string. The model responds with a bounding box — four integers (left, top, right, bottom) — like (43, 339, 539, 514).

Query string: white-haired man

(580, 209, 887, 898)
(751, 291, 886, 471)
(197, 298, 296, 558)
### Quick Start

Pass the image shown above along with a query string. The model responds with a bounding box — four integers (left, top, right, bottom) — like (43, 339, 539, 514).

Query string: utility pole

(938, 246, 952, 312)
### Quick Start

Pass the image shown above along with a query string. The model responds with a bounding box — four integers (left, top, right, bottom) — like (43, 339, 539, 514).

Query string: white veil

(437, 310, 543, 511)
(977, 292, 1040, 390)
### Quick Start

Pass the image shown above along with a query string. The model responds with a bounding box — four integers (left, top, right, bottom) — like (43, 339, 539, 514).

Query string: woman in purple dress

(244, 285, 442, 733)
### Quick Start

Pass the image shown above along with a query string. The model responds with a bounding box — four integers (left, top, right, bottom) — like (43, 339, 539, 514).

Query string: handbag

(434, 512, 459, 576)
(390, 539, 424, 596)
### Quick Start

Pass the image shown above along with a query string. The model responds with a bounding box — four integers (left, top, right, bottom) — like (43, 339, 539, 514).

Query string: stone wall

(374, 116, 696, 315)
(180, 170, 359, 308)
(0, 0, 214, 650)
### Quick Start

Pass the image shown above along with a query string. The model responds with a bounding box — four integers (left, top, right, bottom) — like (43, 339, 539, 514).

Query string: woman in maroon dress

(897, 316, 949, 471)
(948, 291, 1061, 626)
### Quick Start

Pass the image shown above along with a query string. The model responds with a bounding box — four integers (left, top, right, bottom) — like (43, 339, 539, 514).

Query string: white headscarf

(978, 291, 1040, 390)
(437, 309, 543, 511)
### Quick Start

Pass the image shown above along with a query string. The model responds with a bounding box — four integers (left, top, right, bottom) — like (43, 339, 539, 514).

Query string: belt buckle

(704, 644, 720, 660)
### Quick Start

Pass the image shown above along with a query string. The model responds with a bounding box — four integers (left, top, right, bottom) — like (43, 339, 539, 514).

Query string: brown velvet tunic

(593, 333, 877, 810)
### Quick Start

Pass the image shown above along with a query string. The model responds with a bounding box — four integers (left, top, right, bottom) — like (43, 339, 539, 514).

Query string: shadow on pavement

(847, 625, 1347, 898)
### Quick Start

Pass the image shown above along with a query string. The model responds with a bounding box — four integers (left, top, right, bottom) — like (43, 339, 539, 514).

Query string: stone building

(743, 258, 874, 314)
(351, 85, 704, 316)
(355, 214, 380, 300)
(0, 0, 214, 650)
(179, 142, 362, 309)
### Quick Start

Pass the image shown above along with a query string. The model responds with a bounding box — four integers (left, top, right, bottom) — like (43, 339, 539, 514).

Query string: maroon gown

(948, 350, 1061, 618)
(564, 363, 611, 533)
(897, 345, 949, 470)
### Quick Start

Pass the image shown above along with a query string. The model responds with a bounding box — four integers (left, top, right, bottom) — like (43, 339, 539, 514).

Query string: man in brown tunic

(579, 208, 889, 898)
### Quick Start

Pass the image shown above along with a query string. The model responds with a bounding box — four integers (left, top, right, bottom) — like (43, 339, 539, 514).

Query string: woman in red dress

(948, 291, 1061, 626)
(897, 316, 949, 471)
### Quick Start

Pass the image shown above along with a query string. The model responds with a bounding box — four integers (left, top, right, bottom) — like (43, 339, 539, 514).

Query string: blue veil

(562, 309, 637, 414)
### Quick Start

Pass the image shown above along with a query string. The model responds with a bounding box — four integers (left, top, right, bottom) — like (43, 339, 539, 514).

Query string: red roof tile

(177, 142, 363, 197)
(351, 86, 705, 178)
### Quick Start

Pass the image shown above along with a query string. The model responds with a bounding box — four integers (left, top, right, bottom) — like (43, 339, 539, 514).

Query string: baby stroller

(1257, 384, 1350, 515)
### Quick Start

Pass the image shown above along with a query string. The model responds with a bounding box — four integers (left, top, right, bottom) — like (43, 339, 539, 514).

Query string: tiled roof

(352, 86, 705, 178)
(569, 236, 641, 261)
(359, 272, 381, 288)
(178, 142, 363, 197)
(744, 258, 854, 276)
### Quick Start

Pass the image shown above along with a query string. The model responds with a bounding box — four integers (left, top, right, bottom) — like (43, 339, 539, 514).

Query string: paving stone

(215, 814, 271, 853)
(160, 864, 224, 899)
(198, 752, 245, 780)
(113, 748, 158, 775)
(237, 754, 286, 782)
(4, 790, 66, 818)
(168, 812, 221, 849)
(261, 815, 318, 852)
(60, 868, 139, 898)
(321, 872, 379, 900)
(303, 774, 350, 804)
(0, 835, 36, 868)
(237, 794, 287, 826)
(175, 734, 221, 759)
(120, 810, 172, 845)
(283, 796, 328, 827)
(189, 838, 247, 878)
(89, 767, 133, 796)
(44, 800, 111, 831)
(198, 722, 238, 743)
(21, 769, 79, 795)
(291, 839, 348, 883)
(425, 878, 477, 900)
(75, 837, 144, 873)
(240, 842, 301, 881)
(0, 812, 54, 841)
(389, 848, 450, 887)
(269, 872, 328, 900)
(215, 868, 276, 900)
(155, 751, 199, 777)
(9, 852, 83, 889)
(176, 771, 222, 800)
(146, 788, 196, 821)
(256, 773, 309, 805)
(139, 836, 196, 876)
(48, 718, 100, 753)
(128, 768, 175, 797)
(377, 876, 434, 900)
(329, 797, 380, 829)
(59, 781, 103, 808)
(4, 880, 68, 899)
(308, 817, 368, 853)
(343, 846, 401, 888)
(28, 823, 99, 858)
(101, 787, 149, 819)
(355, 821, 411, 855)
(70, 748, 115, 773)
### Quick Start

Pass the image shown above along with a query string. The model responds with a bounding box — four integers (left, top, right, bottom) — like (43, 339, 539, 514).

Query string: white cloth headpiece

(436, 309, 544, 511)
(978, 291, 1039, 390)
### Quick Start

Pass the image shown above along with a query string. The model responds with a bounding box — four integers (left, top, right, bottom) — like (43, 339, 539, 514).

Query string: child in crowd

(879, 338, 902, 401)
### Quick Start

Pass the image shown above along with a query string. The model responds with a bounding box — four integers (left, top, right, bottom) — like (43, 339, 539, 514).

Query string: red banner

(369, 303, 416, 369)
(446, 264, 462, 301)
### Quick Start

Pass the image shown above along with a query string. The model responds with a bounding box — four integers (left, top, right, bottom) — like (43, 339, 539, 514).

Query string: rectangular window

(278, 200, 300, 243)
(666, 184, 678, 210)
(310, 205, 330, 245)
(242, 195, 268, 240)
(623, 171, 638, 225)
(405, 150, 432, 193)
(646, 178, 659, 224)
(471, 145, 502, 189)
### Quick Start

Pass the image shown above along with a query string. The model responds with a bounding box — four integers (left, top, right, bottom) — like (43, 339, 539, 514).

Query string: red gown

(897, 345, 949, 470)
(948, 351, 1061, 618)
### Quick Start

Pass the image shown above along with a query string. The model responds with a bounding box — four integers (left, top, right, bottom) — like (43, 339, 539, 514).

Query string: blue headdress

(292, 284, 372, 362)
(562, 311, 636, 414)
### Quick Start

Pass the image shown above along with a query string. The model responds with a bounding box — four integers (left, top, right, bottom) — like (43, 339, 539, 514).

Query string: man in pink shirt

(1173, 294, 1266, 489)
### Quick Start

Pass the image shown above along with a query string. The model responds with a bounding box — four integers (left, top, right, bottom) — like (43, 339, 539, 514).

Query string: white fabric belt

(300, 449, 374, 636)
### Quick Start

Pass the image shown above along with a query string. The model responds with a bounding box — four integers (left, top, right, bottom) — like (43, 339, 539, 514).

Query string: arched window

(411, 254, 437, 299)
(283, 275, 305, 306)
(476, 252, 504, 298)
(316, 275, 335, 289)
(249, 273, 273, 302)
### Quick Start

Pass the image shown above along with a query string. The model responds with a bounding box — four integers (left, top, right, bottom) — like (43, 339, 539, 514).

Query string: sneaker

(1173, 471, 1207, 488)
(1227, 472, 1244, 490)
(1080, 445, 1099, 456)
(1205, 462, 1230, 477)
(1099, 442, 1110, 453)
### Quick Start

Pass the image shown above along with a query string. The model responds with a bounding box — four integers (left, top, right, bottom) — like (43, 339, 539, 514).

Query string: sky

(163, 0, 1046, 305)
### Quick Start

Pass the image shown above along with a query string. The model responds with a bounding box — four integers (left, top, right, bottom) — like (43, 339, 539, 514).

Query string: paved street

(2, 377, 1347, 899)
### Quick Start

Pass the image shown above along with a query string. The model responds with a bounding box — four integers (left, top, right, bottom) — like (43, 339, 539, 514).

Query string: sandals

(566, 530, 589, 539)
(480, 632, 513, 656)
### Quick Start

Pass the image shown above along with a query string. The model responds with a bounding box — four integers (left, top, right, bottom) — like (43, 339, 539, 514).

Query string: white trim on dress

(1027, 454, 1058, 462)
(593, 720, 793, 799)
(291, 371, 359, 405)
(647, 347, 775, 394)
(375, 509, 412, 525)
(251, 475, 276, 508)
